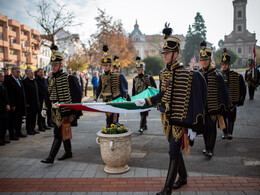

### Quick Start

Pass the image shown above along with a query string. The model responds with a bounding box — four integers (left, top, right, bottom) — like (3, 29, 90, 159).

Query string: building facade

(38, 35, 52, 69)
(130, 20, 185, 59)
(224, 0, 257, 68)
(55, 29, 86, 68)
(0, 14, 40, 70)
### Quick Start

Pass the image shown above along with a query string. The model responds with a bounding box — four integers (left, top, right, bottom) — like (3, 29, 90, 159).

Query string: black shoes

(205, 151, 213, 157)
(27, 131, 35, 135)
(10, 136, 19, 141)
(17, 133, 27, 138)
(58, 152, 72, 161)
(222, 134, 227, 139)
(48, 123, 54, 127)
(173, 178, 187, 189)
(43, 126, 51, 130)
(138, 128, 144, 134)
(227, 134, 233, 140)
(115, 122, 123, 127)
(41, 157, 54, 164)
(156, 188, 172, 195)
(203, 149, 213, 157)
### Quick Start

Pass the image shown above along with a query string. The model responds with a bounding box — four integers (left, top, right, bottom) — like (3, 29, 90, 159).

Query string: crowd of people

(0, 65, 91, 146)
(0, 22, 259, 194)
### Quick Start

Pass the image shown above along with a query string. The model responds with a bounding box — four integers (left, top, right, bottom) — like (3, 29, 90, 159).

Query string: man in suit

(22, 69, 40, 135)
(36, 68, 50, 131)
(4, 67, 27, 139)
(0, 71, 11, 145)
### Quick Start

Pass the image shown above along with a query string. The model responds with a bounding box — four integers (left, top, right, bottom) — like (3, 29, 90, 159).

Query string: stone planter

(96, 129, 132, 174)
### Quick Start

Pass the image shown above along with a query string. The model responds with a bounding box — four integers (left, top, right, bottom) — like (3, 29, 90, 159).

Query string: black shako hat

(136, 56, 145, 69)
(221, 48, 231, 64)
(199, 41, 212, 61)
(161, 22, 181, 54)
(113, 56, 120, 69)
(101, 45, 112, 66)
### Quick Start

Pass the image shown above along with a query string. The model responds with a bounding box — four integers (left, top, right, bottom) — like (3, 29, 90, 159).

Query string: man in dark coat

(0, 71, 11, 145)
(94, 45, 128, 128)
(221, 48, 246, 140)
(41, 49, 82, 164)
(199, 41, 229, 157)
(4, 67, 27, 139)
(22, 68, 40, 135)
(132, 56, 157, 134)
(35, 68, 50, 131)
(135, 24, 207, 194)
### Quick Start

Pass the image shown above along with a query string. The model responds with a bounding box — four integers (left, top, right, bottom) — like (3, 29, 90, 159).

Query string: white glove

(93, 101, 97, 103)
(41, 110, 47, 118)
(188, 129, 196, 140)
(52, 102, 59, 109)
(135, 99, 146, 107)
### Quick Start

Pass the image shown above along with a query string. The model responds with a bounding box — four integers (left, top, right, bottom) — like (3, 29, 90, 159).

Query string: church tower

(224, 0, 257, 68)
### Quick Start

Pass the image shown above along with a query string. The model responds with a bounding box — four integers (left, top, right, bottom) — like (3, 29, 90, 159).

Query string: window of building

(21, 31, 27, 36)
(238, 47, 242, 54)
(135, 37, 139, 42)
(0, 47, 4, 53)
(145, 50, 148, 56)
(0, 33, 3, 40)
(238, 10, 242, 18)
(9, 49, 17, 55)
(33, 55, 37, 59)
(248, 47, 252, 53)
(9, 26, 16, 32)
(238, 25, 242, 32)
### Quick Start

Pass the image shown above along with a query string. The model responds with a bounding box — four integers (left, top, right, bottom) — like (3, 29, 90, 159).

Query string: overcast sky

(0, 0, 259, 48)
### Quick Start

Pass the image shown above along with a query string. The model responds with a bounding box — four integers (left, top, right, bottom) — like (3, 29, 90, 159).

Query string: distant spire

(134, 19, 139, 29)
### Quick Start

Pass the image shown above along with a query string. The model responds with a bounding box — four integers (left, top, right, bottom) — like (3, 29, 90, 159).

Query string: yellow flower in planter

(102, 124, 127, 134)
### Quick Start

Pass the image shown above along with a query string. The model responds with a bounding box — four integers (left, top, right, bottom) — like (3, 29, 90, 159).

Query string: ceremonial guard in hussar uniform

(221, 48, 246, 140)
(199, 41, 229, 157)
(94, 45, 128, 128)
(135, 23, 207, 194)
(112, 56, 129, 126)
(245, 59, 259, 100)
(132, 57, 157, 134)
(41, 48, 82, 164)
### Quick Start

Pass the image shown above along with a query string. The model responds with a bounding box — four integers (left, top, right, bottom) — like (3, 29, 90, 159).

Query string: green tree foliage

(183, 12, 207, 66)
(214, 48, 239, 69)
(143, 56, 165, 76)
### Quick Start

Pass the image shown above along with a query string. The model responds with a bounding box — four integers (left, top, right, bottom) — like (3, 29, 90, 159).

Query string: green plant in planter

(102, 124, 127, 134)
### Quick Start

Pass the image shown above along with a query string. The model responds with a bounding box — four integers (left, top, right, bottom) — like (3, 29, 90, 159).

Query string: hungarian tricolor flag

(59, 88, 159, 113)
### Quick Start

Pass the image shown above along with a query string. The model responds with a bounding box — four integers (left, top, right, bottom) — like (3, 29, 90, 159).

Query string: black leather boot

(156, 158, 180, 195)
(41, 139, 62, 164)
(58, 139, 72, 160)
(173, 152, 187, 189)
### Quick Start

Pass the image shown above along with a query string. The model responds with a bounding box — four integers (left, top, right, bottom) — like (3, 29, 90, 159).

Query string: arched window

(238, 48, 242, 53)
(238, 25, 242, 32)
(135, 37, 139, 42)
(238, 10, 242, 18)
